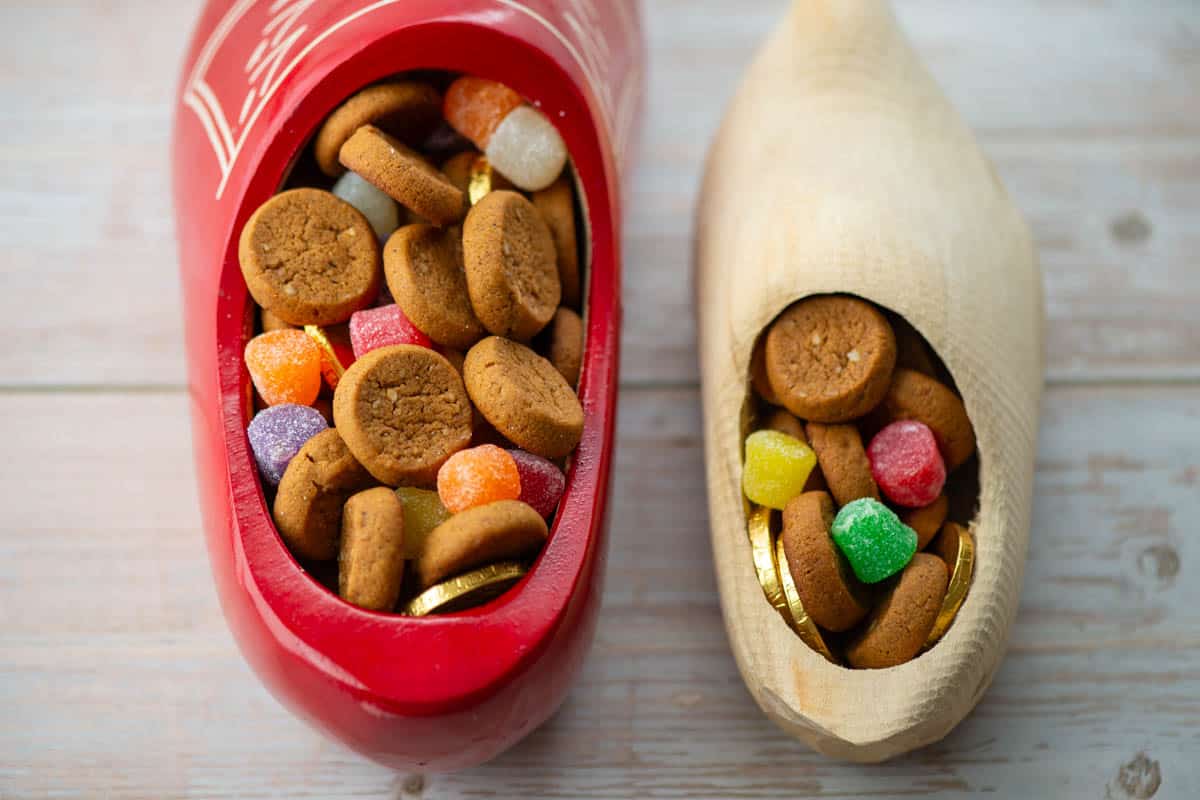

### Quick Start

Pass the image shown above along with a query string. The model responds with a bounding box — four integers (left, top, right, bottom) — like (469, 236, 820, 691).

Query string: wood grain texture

(0, 0, 1198, 795)
(696, 0, 1043, 760)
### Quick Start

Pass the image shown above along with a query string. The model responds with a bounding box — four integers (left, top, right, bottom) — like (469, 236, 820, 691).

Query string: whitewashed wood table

(2, 1, 1198, 797)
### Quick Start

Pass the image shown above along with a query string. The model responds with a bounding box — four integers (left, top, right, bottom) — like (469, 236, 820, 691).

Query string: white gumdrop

(485, 105, 568, 192)
(332, 170, 400, 240)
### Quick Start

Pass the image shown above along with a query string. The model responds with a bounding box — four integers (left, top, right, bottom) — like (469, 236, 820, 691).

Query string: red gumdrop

(867, 421, 946, 508)
(509, 450, 566, 519)
(349, 304, 432, 358)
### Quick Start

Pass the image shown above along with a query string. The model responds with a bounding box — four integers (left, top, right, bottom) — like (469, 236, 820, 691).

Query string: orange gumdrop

(443, 76, 523, 149)
(437, 444, 522, 513)
(244, 329, 322, 407)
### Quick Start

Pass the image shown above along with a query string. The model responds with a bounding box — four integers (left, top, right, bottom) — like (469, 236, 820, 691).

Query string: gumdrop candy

(443, 77, 523, 150)
(486, 105, 567, 192)
(332, 169, 400, 240)
(437, 444, 522, 513)
(247, 404, 328, 485)
(867, 420, 947, 508)
(509, 449, 566, 519)
(742, 430, 817, 510)
(831, 498, 918, 584)
(443, 76, 566, 192)
(395, 487, 451, 561)
(244, 329, 322, 406)
(349, 304, 432, 359)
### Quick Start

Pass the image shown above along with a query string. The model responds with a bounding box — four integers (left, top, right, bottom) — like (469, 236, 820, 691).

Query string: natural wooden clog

(697, 0, 1042, 761)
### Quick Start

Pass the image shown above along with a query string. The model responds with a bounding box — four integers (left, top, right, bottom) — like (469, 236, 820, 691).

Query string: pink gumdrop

(349, 304, 432, 358)
(509, 450, 566, 519)
(867, 421, 946, 508)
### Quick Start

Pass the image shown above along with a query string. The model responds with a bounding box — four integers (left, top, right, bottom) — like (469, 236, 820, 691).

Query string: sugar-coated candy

(509, 449, 566, 519)
(349, 304, 433, 358)
(332, 169, 400, 240)
(867, 420, 946, 508)
(246, 404, 328, 485)
(486, 106, 567, 192)
(443, 76, 566, 192)
(742, 430, 817, 510)
(395, 487, 451, 561)
(443, 77, 523, 150)
(831, 498, 918, 584)
(244, 329, 322, 406)
(437, 444, 522, 514)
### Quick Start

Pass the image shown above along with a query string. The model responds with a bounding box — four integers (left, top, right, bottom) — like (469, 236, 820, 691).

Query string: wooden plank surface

(1, 0, 1199, 797)
(2, 387, 1198, 797)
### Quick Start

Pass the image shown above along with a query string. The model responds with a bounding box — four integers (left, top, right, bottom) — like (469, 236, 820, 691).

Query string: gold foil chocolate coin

(403, 561, 527, 616)
(924, 526, 975, 648)
(748, 505, 788, 619)
(775, 536, 837, 664)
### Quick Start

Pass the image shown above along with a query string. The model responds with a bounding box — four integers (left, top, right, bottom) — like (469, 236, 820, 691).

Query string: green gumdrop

(831, 498, 918, 583)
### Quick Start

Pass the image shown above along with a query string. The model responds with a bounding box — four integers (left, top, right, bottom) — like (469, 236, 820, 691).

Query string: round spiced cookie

(804, 422, 879, 507)
(846, 553, 949, 669)
(780, 491, 871, 632)
(441, 151, 514, 196)
(749, 336, 778, 405)
(901, 494, 949, 550)
(383, 224, 485, 350)
(761, 409, 826, 492)
(273, 428, 376, 561)
(463, 336, 583, 459)
(333, 345, 474, 487)
(543, 307, 583, 387)
(462, 191, 561, 342)
(314, 81, 442, 176)
(239, 188, 381, 326)
(877, 368, 976, 470)
(339, 487, 406, 611)
(532, 175, 581, 309)
(931, 521, 967, 568)
(339, 125, 465, 226)
(417, 499, 548, 589)
(764, 295, 897, 423)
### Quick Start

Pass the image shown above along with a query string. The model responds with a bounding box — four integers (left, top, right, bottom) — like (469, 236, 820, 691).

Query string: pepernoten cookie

(543, 307, 583, 387)
(273, 428, 376, 561)
(780, 491, 871, 632)
(417, 499, 548, 589)
(441, 151, 514, 196)
(764, 295, 896, 423)
(339, 125, 465, 226)
(877, 368, 976, 470)
(313, 81, 442, 176)
(339, 487, 406, 611)
(463, 336, 583, 459)
(383, 223, 485, 350)
(902, 494, 949, 550)
(805, 422, 878, 507)
(239, 188, 381, 326)
(463, 191, 561, 342)
(333, 345, 473, 487)
(532, 175, 581, 309)
(845, 553, 949, 669)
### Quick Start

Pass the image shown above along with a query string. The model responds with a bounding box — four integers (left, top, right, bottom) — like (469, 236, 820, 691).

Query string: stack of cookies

(743, 295, 978, 668)
(238, 71, 586, 616)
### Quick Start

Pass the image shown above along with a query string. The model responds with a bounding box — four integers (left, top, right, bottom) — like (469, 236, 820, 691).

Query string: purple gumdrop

(509, 449, 566, 519)
(247, 404, 328, 485)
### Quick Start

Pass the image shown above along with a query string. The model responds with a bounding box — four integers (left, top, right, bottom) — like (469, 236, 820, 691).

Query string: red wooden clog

(172, 0, 643, 771)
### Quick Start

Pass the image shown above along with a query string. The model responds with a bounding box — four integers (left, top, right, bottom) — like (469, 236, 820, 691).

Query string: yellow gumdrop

(742, 429, 816, 510)
(395, 487, 451, 561)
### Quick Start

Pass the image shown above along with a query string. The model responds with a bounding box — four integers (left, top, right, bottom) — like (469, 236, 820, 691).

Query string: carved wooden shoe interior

(696, 0, 1044, 761)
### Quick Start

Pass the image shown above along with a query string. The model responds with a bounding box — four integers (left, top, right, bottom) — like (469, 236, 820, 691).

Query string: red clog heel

(172, 0, 643, 771)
